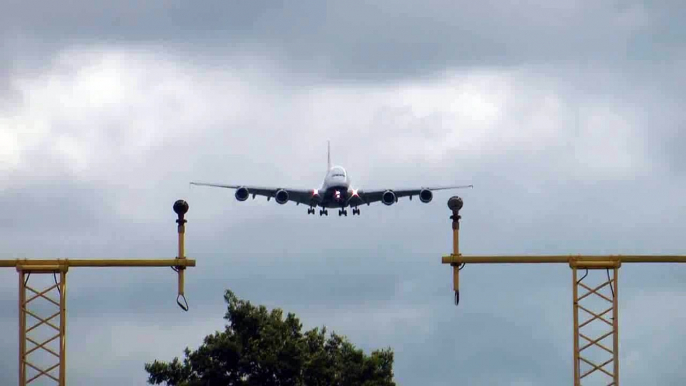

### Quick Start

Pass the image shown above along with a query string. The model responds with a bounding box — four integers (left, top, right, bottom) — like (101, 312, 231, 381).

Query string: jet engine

(235, 187, 249, 201)
(275, 189, 289, 205)
(382, 190, 396, 206)
(419, 189, 433, 203)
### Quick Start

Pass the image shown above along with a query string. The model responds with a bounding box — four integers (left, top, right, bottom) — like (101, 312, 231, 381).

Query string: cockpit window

(331, 167, 346, 178)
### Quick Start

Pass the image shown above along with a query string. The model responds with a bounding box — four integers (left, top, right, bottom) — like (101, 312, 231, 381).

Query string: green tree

(145, 290, 396, 386)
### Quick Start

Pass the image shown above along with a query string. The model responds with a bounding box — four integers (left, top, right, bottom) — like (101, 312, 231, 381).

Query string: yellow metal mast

(2, 200, 196, 386)
(442, 196, 686, 385)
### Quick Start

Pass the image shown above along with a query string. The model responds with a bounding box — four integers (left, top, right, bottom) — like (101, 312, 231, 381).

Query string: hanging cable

(606, 268, 615, 298)
(576, 268, 588, 284)
(53, 272, 61, 295)
(177, 294, 189, 311)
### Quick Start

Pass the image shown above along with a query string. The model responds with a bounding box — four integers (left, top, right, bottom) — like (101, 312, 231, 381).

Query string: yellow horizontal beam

(18, 265, 64, 273)
(442, 254, 686, 265)
(0, 259, 196, 269)
(574, 261, 620, 270)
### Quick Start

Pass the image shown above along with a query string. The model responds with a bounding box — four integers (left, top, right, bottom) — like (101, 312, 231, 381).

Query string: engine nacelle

(419, 189, 433, 203)
(275, 189, 289, 205)
(235, 187, 249, 201)
(382, 190, 396, 206)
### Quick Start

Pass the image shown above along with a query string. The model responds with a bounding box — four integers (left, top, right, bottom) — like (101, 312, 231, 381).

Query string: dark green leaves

(145, 290, 395, 386)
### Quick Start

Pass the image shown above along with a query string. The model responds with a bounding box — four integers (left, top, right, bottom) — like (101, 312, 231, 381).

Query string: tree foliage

(145, 290, 396, 386)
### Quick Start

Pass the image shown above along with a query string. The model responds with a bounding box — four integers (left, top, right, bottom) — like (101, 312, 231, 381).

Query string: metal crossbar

(573, 267, 619, 385)
(18, 270, 67, 385)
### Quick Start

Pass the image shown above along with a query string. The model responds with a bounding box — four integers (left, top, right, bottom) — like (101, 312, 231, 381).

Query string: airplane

(189, 142, 473, 216)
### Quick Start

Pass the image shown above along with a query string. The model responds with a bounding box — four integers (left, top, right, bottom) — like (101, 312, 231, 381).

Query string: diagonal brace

(578, 280, 614, 303)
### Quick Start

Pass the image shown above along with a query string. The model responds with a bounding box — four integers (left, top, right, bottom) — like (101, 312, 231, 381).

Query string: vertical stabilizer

(327, 140, 331, 171)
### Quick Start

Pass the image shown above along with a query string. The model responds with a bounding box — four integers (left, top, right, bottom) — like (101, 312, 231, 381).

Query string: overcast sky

(1, 1, 686, 385)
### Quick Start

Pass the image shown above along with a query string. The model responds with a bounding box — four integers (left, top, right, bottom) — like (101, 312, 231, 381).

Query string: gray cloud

(2, 1, 685, 81)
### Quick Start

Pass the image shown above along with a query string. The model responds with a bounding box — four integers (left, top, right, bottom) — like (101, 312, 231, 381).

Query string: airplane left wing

(189, 182, 316, 206)
(352, 185, 473, 205)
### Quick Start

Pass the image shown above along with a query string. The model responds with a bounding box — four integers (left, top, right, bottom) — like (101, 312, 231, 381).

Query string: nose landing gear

(352, 207, 360, 215)
(319, 209, 328, 216)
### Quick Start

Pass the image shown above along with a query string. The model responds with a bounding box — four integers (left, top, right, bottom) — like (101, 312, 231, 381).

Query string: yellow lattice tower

(17, 268, 67, 385)
(572, 264, 619, 383)
(441, 196, 686, 385)
(2, 200, 196, 386)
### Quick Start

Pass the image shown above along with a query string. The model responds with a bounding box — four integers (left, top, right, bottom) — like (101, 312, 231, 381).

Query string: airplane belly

(322, 186, 349, 207)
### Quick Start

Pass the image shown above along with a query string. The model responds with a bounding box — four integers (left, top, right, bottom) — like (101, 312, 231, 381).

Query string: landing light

(312, 189, 319, 196)
(352, 189, 359, 197)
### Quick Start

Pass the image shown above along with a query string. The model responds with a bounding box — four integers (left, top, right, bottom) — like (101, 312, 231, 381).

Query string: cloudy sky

(1, 1, 686, 385)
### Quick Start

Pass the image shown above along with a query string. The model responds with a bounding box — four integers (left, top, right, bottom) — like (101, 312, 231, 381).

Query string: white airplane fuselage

(314, 165, 357, 209)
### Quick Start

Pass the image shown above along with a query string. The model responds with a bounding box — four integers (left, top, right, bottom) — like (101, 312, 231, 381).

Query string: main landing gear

(337, 208, 360, 216)
(310, 207, 359, 216)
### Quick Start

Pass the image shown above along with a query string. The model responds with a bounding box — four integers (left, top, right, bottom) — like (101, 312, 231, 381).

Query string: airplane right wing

(353, 185, 473, 205)
(189, 182, 317, 206)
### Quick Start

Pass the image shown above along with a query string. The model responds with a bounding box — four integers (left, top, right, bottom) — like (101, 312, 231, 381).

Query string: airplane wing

(189, 182, 316, 206)
(352, 185, 474, 205)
